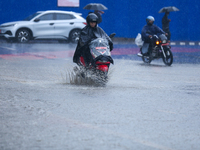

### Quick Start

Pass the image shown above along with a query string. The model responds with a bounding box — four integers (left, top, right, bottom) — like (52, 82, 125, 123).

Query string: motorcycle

(137, 34, 173, 66)
(73, 35, 115, 85)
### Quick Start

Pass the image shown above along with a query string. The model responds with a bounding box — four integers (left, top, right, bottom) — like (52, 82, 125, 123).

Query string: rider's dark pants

(142, 39, 154, 55)
(82, 49, 93, 67)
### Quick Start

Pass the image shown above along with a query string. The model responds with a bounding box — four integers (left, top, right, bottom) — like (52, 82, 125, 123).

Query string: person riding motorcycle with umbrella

(73, 13, 113, 66)
(140, 16, 168, 56)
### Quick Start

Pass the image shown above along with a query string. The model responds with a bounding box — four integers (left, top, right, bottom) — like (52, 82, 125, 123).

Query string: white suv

(0, 10, 86, 43)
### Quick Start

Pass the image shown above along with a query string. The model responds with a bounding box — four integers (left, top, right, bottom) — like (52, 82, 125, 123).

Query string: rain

(0, 0, 200, 150)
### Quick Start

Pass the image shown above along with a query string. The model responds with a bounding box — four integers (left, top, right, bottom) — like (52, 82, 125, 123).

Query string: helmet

(86, 13, 98, 25)
(146, 16, 155, 25)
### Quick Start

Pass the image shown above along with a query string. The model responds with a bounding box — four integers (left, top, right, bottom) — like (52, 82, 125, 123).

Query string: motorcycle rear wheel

(142, 56, 152, 64)
(92, 69, 108, 86)
(97, 70, 108, 81)
(162, 49, 173, 66)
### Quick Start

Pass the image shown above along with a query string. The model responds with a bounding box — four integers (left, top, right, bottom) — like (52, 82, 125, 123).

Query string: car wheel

(16, 29, 31, 43)
(69, 29, 81, 43)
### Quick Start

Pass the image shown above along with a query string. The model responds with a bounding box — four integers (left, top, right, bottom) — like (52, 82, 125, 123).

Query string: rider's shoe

(137, 53, 143, 57)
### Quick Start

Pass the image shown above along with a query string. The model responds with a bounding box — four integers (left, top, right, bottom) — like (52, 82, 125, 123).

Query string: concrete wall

(0, 0, 199, 41)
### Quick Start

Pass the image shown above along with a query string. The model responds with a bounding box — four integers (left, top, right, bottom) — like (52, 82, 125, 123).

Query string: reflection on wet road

(0, 41, 200, 63)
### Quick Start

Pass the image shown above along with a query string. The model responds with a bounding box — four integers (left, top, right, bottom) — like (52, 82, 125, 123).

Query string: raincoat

(162, 14, 170, 32)
(73, 25, 113, 65)
(141, 24, 165, 42)
(162, 13, 171, 40)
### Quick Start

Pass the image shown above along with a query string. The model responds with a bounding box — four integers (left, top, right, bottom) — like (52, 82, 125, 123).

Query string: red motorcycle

(74, 37, 114, 85)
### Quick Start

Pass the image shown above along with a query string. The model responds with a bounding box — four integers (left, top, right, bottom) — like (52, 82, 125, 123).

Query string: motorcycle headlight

(162, 40, 167, 43)
(156, 41, 160, 45)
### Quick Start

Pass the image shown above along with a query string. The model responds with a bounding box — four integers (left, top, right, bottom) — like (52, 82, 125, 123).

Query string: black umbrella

(83, 3, 108, 10)
(158, 6, 179, 13)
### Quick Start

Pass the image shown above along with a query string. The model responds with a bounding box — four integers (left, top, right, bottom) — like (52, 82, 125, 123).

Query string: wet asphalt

(0, 40, 200, 150)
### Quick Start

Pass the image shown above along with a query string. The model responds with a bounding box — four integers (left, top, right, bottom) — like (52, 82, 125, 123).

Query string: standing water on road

(0, 41, 200, 150)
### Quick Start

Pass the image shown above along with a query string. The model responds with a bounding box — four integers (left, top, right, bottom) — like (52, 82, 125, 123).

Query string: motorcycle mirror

(109, 33, 116, 38)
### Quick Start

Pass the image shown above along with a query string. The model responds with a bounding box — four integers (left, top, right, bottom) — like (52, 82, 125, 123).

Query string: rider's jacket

(73, 25, 113, 64)
(162, 14, 170, 32)
(141, 24, 165, 42)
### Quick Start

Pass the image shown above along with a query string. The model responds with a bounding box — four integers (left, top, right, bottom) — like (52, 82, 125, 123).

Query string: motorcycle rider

(139, 16, 167, 56)
(73, 13, 113, 66)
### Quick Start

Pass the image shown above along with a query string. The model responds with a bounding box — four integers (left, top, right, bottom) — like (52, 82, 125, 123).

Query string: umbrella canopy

(83, 3, 108, 10)
(159, 6, 179, 13)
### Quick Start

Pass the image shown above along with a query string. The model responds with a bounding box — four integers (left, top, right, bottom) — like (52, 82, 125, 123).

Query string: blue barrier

(0, 0, 199, 41)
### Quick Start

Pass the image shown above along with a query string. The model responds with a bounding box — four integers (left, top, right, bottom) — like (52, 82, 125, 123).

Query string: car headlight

(0, 24, 17, 28)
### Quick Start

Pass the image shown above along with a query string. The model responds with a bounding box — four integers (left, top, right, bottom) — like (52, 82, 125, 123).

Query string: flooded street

(0, 41, 200, 150)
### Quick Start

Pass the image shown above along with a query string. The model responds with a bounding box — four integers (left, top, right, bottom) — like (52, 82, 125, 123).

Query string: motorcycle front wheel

(162, 49, 173, 66)
(142, 56, 152, 64)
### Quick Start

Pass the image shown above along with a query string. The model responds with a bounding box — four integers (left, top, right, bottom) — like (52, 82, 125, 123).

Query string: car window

(56, 13, 75, 20)
(39, 13, 54, 21)
(23, 12, 41, 21)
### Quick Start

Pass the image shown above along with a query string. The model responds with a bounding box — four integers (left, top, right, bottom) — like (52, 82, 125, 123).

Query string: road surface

(0, 41, 200, 150)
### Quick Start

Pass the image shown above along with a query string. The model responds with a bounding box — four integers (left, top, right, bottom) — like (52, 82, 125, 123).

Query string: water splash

(63, 66, 112, 87)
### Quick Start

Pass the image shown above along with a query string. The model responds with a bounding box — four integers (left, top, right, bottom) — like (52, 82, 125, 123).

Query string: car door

(54, 13, 75, 39)
(32, 13, 55, 39)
